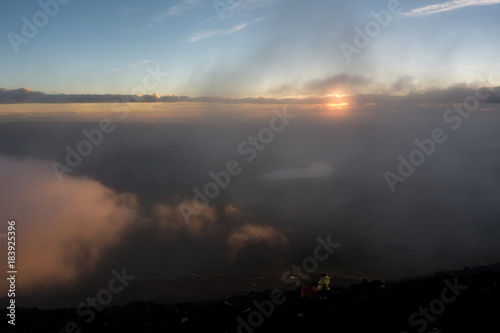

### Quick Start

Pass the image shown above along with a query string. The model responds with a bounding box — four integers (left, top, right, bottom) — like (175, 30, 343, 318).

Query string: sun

(326, 102, 349, 108)
(318, 93, 352, 116)
(325, 93, 349, 98)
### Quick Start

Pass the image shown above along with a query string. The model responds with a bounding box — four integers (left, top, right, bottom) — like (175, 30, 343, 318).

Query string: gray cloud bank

(2, 80, 499, 105)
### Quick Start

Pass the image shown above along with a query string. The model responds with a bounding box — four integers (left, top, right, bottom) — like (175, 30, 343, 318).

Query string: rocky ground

(1, 264, 499, 333)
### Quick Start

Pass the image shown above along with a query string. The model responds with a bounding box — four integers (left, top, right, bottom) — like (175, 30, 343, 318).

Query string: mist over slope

(1, 103, 500, 308)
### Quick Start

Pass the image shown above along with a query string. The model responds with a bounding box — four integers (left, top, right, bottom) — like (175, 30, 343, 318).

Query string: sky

(1, 0, 500, 98)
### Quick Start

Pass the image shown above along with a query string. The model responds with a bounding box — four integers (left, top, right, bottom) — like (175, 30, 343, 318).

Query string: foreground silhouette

(1, 264, 498, 333)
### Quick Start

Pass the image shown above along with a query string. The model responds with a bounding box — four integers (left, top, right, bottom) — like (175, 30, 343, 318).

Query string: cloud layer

(2, 108, 500, 307)
(1, 82, 499, 105)
(0, 155, 137, 293)
(0, 155, 289, 297)
(402, 0, 500, 17)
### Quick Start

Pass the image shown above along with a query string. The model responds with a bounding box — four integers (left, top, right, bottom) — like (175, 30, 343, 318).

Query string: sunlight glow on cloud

(228, 224, 287, 259)
(401, 0, 500, 17)
(153, 201, 288, 261)
(0, 155, 137, 293)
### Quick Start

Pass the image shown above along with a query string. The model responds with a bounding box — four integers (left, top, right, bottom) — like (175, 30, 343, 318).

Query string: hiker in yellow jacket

(317, 274, 330, 290)
(316, 274, 330, 298)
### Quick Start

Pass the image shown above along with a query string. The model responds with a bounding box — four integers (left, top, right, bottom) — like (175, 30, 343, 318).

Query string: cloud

(228, 224, 288, 259)
(0, 87, 38, 102)
(153, 200, 218, 236)
(392, 75, 417, 94)
(0, 153, 288, 302)
(211, 0, 276, 20)
(151, 6, 181, 22)
(303, 74, 373, 95)
(0, 155, 137, 293)
(187, 29, 225, 42)
(401, 0, 500, 18)
(3, 115, 500, 307)
(151, 0, 205, 23)
(0, 88, 164, 104)
(1, 83, 499, 107)
(222, 23, 249, 35)
(256, 161, 334, 180)
(187, 22, 250, 42)
(235, 0, 278, 11)
(152, 201, 288, 262)
(130, 60, 152, 67)
(252, 16, 266, 23)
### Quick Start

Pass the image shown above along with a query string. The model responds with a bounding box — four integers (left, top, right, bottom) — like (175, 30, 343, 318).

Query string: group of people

(300, 273, 331, 299)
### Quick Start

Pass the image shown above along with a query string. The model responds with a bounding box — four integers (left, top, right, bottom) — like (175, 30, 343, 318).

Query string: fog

(1, 100, 500, 308)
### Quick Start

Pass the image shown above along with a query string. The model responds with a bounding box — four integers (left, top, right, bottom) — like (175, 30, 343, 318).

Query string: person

(316, 274, 330, 299)
(300, 282, 317, 299)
